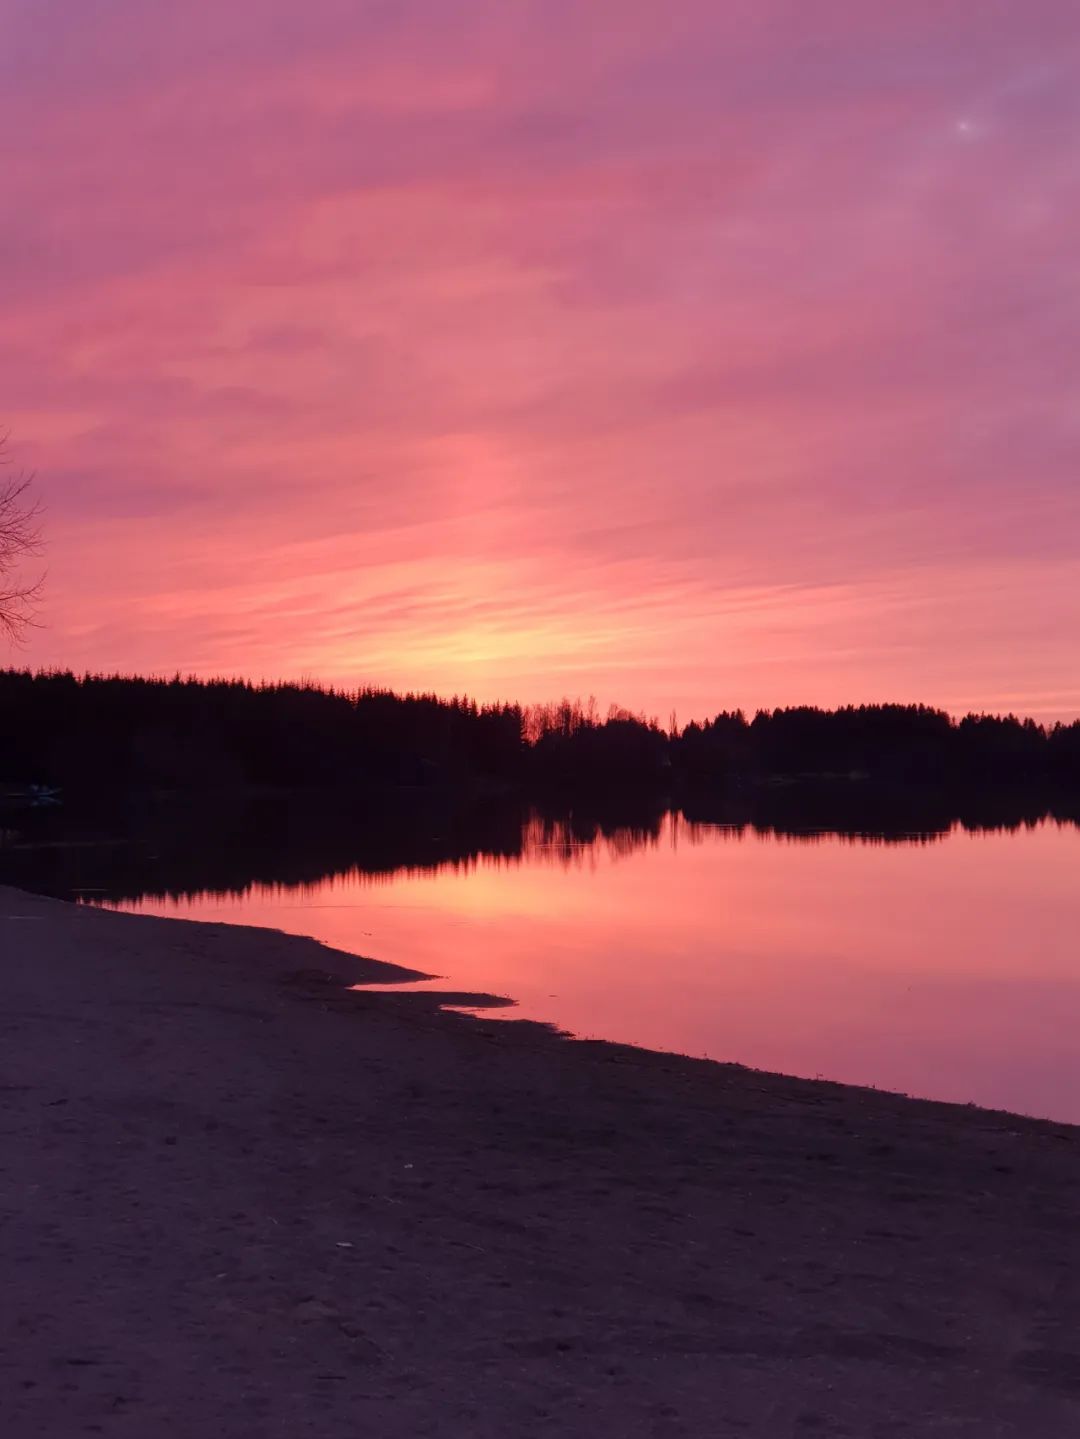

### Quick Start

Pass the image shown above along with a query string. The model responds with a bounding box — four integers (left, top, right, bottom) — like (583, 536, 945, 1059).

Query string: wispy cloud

(3, 1, 1079, 717)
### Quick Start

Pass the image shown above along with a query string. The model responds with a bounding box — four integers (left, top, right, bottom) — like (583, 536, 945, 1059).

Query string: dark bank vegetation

(2, 670, 1080, 800)
(3, 675, 1080, 903)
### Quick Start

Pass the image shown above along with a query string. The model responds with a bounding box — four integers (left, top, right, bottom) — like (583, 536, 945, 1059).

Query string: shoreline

(3, 885, 1079, 1436)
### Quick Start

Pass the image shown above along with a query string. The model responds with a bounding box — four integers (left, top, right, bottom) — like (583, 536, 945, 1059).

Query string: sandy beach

(2, 885, 1079, 1437)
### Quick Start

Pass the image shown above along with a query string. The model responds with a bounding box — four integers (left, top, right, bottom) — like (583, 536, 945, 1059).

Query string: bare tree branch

(0, 435, 45, 642)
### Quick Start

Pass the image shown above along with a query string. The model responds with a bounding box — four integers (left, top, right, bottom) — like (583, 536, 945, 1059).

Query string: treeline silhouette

(3, 670, 1080, 797)
(677, 704, 1080, 787)
(0, 670, 523, 790)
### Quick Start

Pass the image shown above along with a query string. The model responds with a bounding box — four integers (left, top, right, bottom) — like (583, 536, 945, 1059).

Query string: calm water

(52, 806, 1080, 1124)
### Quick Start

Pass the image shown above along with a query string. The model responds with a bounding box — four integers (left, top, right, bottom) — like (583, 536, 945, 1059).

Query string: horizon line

(4, 664, 1077, 734)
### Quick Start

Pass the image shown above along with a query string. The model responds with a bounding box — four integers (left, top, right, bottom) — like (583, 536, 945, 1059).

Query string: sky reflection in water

(100, 812, 1080, 1124)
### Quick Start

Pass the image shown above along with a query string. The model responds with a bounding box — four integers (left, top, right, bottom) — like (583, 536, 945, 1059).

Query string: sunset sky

(3, 1, 1079, 721)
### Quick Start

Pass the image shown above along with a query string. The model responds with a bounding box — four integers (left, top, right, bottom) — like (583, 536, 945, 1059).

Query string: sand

(2, 884, 1079, 1437)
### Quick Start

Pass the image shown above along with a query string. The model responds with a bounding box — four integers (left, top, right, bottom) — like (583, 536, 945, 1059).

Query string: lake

(9, 794, 1075, 1123)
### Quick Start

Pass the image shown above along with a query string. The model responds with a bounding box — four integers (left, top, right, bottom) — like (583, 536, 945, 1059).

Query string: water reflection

(2, 784, 1076, 905)
(4, 789, 1080, 1123)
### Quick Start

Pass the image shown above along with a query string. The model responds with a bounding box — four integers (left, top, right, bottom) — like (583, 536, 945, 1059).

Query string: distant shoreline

(4, 670, 1080, 807)
(3, 885, 1080, 1434)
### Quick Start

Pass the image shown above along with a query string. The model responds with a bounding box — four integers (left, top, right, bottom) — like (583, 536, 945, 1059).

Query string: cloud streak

(3, 0, 1079, 717)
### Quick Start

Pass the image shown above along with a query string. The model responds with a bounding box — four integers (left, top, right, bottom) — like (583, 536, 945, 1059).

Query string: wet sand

(2, 885, 1079, 1437)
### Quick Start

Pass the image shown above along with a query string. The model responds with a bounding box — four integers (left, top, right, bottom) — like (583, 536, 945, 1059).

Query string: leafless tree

(0, 437, 43, 642)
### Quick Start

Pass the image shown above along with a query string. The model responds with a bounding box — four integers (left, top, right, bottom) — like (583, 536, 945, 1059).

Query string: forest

(2, 669, 1080, 797)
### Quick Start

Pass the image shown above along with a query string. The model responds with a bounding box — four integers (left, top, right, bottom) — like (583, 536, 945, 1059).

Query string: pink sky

(3, 1, 1079, 720)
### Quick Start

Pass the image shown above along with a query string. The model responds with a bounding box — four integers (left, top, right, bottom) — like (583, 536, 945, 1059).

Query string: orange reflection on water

(113, 815, 1080, 1122)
